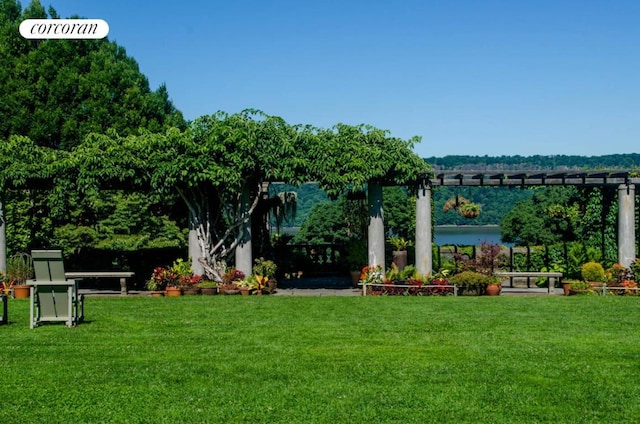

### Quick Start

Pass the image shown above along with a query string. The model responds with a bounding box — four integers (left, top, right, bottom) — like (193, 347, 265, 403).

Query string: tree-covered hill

(426, 154, 640, 171)
(283, 153, 640, 231)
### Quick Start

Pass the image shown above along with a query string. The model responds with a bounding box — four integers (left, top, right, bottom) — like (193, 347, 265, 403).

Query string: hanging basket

(459, 203, 481, 219)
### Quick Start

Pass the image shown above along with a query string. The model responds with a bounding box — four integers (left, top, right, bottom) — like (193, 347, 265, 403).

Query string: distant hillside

(425, 154, 640, 171)
(274, 154, 640, 230)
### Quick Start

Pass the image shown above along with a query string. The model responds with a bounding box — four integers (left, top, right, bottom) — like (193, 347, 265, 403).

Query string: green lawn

(2, 295, 640, 423)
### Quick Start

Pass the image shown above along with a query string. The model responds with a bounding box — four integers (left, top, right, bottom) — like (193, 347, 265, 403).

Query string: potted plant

(198, 281, 218, 295)
(561, 279, 578, 296)
(485, 275, 502, 296)
(7, 252, 33, 299)
(568, 280, 592, 295)
(253, 257, 277, 293)
(359, 264, 384, 295)
(146, 267, 171, 295)
(183, 274, 203, 295)
(448, 271, 490, 296)
(237, 279, 252, 296)
(581, 261, 606, 288)
(388, 236, 412, 271)
(220, 268, 244, 295)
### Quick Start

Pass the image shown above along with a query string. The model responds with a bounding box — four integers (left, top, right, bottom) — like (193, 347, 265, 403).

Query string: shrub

(448, 271, 492, 288)
(581, 261, 606, 282)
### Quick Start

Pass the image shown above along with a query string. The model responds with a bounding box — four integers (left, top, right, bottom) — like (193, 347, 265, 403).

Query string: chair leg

(1, 295, 7, 325)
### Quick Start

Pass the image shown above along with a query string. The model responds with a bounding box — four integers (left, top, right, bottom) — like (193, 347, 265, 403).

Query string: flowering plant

(1, 278, 14, 295)
(621, 280, 639, 296)
(146, 267, 180, 291)
(359, 265, 384, 286)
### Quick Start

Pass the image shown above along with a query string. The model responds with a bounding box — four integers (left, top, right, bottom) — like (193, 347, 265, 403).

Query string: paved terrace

(77, 276, 564, 297)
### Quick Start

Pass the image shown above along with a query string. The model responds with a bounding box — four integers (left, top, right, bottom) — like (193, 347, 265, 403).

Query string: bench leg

(120, 278, 128, 296)
(549, 278, 555, 295)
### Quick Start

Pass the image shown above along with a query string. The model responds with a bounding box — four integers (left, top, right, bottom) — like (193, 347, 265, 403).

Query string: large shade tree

(0, 0, 188, 259)
(1, 111, 429, 281)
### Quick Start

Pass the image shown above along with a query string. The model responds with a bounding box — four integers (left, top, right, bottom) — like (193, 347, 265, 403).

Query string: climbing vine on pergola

(0, 110, 429, 281)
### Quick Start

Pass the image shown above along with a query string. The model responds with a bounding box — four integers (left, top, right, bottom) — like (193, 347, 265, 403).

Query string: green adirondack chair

(28, 250, 84, 328)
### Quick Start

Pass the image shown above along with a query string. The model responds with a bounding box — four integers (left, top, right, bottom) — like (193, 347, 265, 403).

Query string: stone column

(188, 210, 204, 276)
(415, 179, 433, 276)
(0, 201, 5, 273)
(235, 186, 253, 277)
(618, 183, 636, 268)
(367, 182, 385, 272)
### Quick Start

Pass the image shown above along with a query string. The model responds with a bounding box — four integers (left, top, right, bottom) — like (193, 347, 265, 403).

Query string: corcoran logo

(19, 19, 109, 39)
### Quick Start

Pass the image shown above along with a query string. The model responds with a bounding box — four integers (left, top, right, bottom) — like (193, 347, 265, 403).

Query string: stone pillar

(367, 182, 385, 272)
(618, 183, 636, 268)
(0, 201, 5, 273)
(235, 186, 253, 277)
(188, 210, 204, 276)
(415, 180, 433, 276)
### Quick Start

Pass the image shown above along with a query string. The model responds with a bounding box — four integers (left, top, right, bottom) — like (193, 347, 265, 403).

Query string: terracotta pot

(485, 284, 502, 296)
(200, 287, 217, 295)
(562, 282, 571, 296)
(151, 291, 165, 297)
(240, 288, 250, 296)
(165, 286, 182, 297)
(13, 285, 30, 299)
(268, 280, 277, 294)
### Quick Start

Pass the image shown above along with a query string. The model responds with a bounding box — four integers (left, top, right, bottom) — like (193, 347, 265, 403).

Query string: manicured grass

(2, 295, 640, 423)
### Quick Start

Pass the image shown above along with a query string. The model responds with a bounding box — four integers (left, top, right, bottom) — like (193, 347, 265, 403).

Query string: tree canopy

(0, 0, 185, 149)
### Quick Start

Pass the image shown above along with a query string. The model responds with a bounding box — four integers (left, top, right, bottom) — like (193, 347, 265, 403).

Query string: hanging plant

(459, 202, 481, 219)
(443, 195, 471, 212)
(443, 195, 481, 219)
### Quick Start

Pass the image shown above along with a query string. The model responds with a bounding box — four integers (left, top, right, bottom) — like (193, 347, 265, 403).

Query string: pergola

(407, 169, 638, 275)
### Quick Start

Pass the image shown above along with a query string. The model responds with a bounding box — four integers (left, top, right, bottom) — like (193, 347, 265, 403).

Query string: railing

(274, 243, 348, 277)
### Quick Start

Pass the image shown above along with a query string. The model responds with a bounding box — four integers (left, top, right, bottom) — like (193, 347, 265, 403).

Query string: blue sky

(47, 0, 639, 158)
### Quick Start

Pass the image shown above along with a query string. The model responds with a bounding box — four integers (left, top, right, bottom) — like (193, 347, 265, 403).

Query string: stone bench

(65, 272, 136, 296)
(495, 272, 563, 294)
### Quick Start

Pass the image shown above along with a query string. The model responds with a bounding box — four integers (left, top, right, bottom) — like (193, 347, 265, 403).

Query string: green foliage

(387, 236, 412, 251)
(501, 186, 582, 246)
(569, 280, 591, 291)
(4, 252, 33, 285)
(344, 239, 368, 271)
(448, 270, 493, 288)
(630, 260, 640, 282)
(51, 191, 187, 256)
(382, 186, 415, 239)
(252, 257, 277, 278)
(269, 183, 328, 227)
(170, 258, 193, 279)
(293, 201, 350, 244)
(581, 261, 606, 282)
